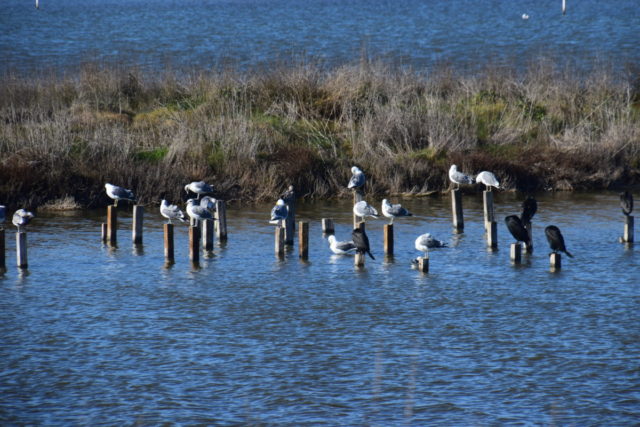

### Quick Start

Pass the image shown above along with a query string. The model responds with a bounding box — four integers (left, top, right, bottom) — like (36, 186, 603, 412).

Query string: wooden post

(107, 205, 117, 244)
(486, 221, 497, 249)
(524, 222, 533, 253)
(101, 223, 107, 243)
(275, 225, 285, 257)
(451, 189, 464, 233)
(298, 221, 309, 259)
(550, 252, 561, 271)
(202, 219, 214, 251)
(0, 229, 5, 271)
(189, 225, 200, 264)
(483, 191, 494, 224)
(510, 243, 522, 264)
(284, 200, 295, 245)
(16, 232, 27, 269)
(132, 205, 143, 245)
(562, 0, 566, 15)
(322, 218, 334, 234)
(354, 252, 365, 267)
(384, 224, 394, 255)
(164, 223, 174, 263)
(417, 256, 429, 273)
(353, 191, 364, 228)
(622, 215, 634, 243)
(215, 200, 227, 242)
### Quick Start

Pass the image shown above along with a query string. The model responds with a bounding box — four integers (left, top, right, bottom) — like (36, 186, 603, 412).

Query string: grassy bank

(1, 60, 639, 209)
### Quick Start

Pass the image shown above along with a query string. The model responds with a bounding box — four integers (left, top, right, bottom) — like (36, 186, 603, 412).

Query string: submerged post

(16, 232, 27, 269)
(202, 219, 214, 251)
(486, 221, 497, 249)
(562, 0, 566, 15)
(622, 216, 634, 243)
(298, 221, 309, 259)
(353, 191, 364, 228)
(354, 252, 365, 267)
(321, 218, 334, 234)
(510, 243, 522, 264)
(107, 205, 117, 245)
(483, 191, 494, 224)
(164, 223, 174, 263)
(275, 225, 285, 257)
(0, 229, 5, 271)
(215, 200, 227, 242)
(417, 255, 429, 273)
(384, 224, 394, 255)
(132, 205, 144, 245)
(451, 189, 464, 233)
(550, 253, 561, 271)
(189, 225, 200, 265)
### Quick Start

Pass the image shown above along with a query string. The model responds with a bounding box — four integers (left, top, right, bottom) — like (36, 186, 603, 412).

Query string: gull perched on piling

(381, 199, 412, 224)
(327, 235, 357, 255)
(184, 181, 214, 200)
(545, 225, 573, 257)
(160, 200, 186, 224)
(353, 200, 379, 222)
(186, 199, 213, 227)
(199, 196, 217, 213)
(105, 183, 136, 207)
(12, 209, 35, 232)
(414, 233, 447, 256)
(448, 165, 474, 189)
(348, 166, 365, 190)
(475, 171, 500, 191)
(270, 199, 288, 225)
(0, 205, 5, 229)
(620, 191, 633, 216)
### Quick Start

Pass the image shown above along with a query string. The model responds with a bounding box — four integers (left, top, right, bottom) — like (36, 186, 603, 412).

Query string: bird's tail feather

(565, 250, 574, 258)
(367, 251, 375, 260)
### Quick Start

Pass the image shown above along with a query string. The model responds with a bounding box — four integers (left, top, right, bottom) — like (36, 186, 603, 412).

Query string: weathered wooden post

(275, 225, 285, 257)
(189, 225, 200, 265)
(321, 218, 334, 234)
(107, 205, 117, 245)
(215, 200, 227, 242)
(0, 229, 5, 271)
(416, 255, 429, 273)
(356, 221, 365, 232)
(622, 216, 634, 243)
(510, 243, 522, 264)
(486, 221, 498, 249)
(284, 202, 295, 246)
(451, 189, 464, 233)
(16, 231, 28, 269)
(550, 253, 561, 271)
(101, 223, 107, 243)
(164, 223, 174, 263)
(132, 205, 144, 245)
(483, 191, 494, 224)
(562, 0, 566, 15)
(353, 191, 364, 228)
(384, 224, 394, 255)
(298, 221, 309, 259)
(354, 252, 365, 267)
(202, 219, 214, 251)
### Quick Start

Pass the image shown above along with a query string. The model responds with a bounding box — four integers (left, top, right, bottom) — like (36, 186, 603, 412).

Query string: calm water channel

(0, 191, 638, 424)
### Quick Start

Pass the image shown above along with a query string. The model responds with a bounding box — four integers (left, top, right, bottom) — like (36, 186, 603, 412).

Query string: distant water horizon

(2, 0, 639, 75)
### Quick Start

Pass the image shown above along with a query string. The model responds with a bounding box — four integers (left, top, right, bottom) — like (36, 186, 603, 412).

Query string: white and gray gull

(184, 181, 214, 199)
(347, 166, 365, 190)
(160, 199, 186, 224)
(327, 235, 357, 255)
(199, 196, 217, 212)
(381, 199, 412, 224)
(12, 209, 35, 232)
(270, 199, 288, 225)
(186, 198, 213, 226)
(475, 171, 500, 191)
(448, 165, 474, 189)
(353, 200, 379, 222)
(414, 233, 447, 256)
(105, 183, 136, 207)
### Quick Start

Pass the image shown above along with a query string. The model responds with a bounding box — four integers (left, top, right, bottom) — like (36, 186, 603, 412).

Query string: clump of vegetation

(0, 59, 638, 209)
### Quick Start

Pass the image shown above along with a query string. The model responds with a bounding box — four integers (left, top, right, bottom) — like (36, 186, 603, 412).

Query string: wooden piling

(510, 243, 522, 264)
(298, 221, 309, 259)
(483, 191, 494, 224)
(101, 223, 107, 243)
(384, 224, 394, 255)
(562, 0, 566, 15)
(284, 200, 295, 245)
(275, 226, 285, 257)
(202, 219, 214, 251)
(16, 232, 27, 269)
(451, 189, 464, 233)
(164, 223, 174, 262)
(550, 252, 561, 271)
(623, 215, 634, 243)
(0, 229, 5, 271)
(354, 252, 365, 267)
(107, 205, 117, 244)
(215, 200, 227, 242)
(321, 218, 334, 234)
(486, 221, 497, 249)
(417, 256, 429, 273)
(189, 225, 200, 264)
(353, 190, 364, 228)
(524, 222, 533, 253)
(132, 205, 144, 245)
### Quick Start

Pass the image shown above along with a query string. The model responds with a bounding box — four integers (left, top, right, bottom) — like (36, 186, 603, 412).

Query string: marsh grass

(1, 60, 638, 208)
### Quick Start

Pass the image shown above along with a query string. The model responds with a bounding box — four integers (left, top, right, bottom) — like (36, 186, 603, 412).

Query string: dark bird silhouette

(281, 185, 296, 205)
(505, 215, 531, 246)
(521, 196, 538, 224)
(545, 225, 573, 258)
(352, 228, 375, 260)
(620, 191, 633, 216)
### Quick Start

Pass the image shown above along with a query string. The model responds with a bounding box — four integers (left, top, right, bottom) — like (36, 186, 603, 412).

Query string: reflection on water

(0, 192, 638, 425)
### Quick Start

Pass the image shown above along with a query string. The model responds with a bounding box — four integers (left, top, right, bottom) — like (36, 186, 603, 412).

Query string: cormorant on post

(352, 228, 375, 260)
(620, 191, 633, 216)
(505, 215, 531, 246)
(545, 225, 573, 257)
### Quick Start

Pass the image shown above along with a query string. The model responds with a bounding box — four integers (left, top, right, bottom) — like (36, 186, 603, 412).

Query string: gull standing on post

(353, 200, 379, 222)
(199, 196, 217, 213)
(414, 233, 447, 256)
(327, 235, 357, 255)
(184, 181, 214, 200)
(448, 165, 474, 189)
(270, 199, 288, 225)
(12, 209, 35, 233)
(105, 183, 136, 207)
(475, 171, 500, 191)
(160, 200, 186, 224)
(381, 199, 412, 224)
(186, 198, 213, 227)
(348, 166, 365, 190)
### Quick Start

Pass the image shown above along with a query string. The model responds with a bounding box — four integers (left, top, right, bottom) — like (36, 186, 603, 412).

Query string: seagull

(105, 183, 136, 207)
(348, 166, 365, 190)
(448, 165, 474, 189)
(522, 13, 529, 20)
(505, 215, 531, 247)
(521, 196, 538, 224)
(381, 199, 412, 224)
(199, 196, 217, 212)
(545, 225, 573, 258)
(0, 205, 5, 229)
(352, 228, 374, 260)
(186, 198, 213, 226)
(475, 171, 500, 191)
(184, 181, 214, 199)
(620, 191, 633, 216)
(353, 200, 379, 222)
(327, 235, 357, 255)
(12, 209, 35, 232)
(270, 199, 288, 225)
(160, 199, 186, 224)
(414, 233, 447, 256)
